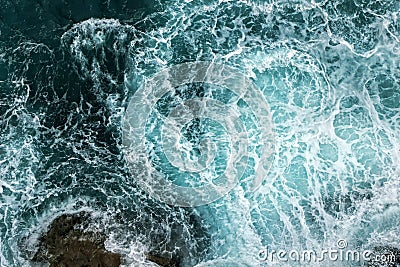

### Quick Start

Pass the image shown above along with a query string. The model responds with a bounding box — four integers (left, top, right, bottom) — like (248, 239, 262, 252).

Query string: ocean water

(0, 0, 400, 266)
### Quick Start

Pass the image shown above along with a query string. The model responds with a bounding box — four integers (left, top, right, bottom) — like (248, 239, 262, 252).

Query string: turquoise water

(1, 0, 400, 266)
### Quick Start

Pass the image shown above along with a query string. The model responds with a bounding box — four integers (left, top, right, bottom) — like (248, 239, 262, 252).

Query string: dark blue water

(1, 0, 399, 266)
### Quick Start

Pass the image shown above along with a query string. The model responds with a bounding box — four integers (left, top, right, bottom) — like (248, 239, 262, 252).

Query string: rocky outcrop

(32, 212, 121, 267)
(31, 212, 187, 267)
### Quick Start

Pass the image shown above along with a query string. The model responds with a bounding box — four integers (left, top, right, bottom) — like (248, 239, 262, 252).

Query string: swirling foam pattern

(122, 61, 275, 207)
(0, 0, 400, 266)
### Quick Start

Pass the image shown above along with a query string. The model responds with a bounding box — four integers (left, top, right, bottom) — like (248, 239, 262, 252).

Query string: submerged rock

(366, 246, 400, 267)
(32, 212, 121, 267)
(31, 212, 188, 267)
(146, 252, 179, 267)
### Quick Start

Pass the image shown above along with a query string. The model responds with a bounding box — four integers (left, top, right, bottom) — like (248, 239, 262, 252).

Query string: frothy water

(1, 0, 399, 266)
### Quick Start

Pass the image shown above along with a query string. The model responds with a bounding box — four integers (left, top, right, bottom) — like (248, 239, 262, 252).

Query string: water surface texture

(1, 0, 400, 266)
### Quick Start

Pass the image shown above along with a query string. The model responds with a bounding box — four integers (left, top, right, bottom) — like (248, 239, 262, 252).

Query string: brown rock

(32, 212, 121, 267)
